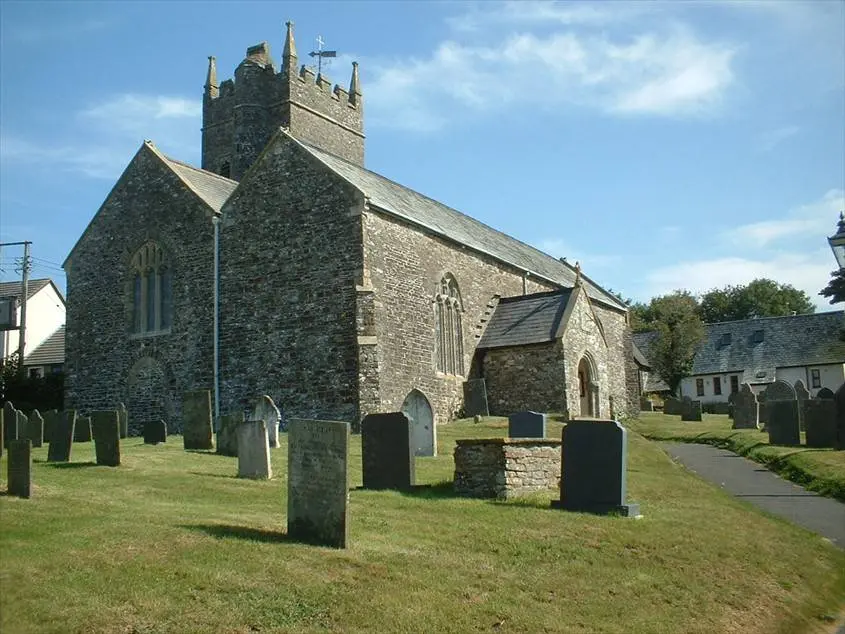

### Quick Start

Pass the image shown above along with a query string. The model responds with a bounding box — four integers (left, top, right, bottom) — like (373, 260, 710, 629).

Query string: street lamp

(829, 211, 845, 270)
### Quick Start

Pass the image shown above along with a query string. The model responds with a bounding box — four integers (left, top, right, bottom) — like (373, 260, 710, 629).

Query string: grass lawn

(1, 418, 844, 634)
(627, 412, 845, 502)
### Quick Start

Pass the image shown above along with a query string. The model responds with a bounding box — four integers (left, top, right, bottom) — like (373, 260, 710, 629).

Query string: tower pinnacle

(283, 20, 297, 73)
(349, 61, 361, 106)
(205, 56, 218, 99)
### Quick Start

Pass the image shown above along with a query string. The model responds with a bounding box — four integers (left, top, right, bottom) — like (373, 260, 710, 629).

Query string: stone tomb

(552, 419, 639, 517)
(237, 420, 272, 479)
(361, 412, 414, 490)
(117, 403, 129, 439)
(803, 399, 837, 449)
(250, 395, 281, 449)
(48, 410, 76, 462)
(732, 384, 758, 429)
(767, 400, 800, 446)
(508, 410, 547, 438)
(27, 409, 44, 448)
(834, 382, 845, 451)
(681, 399, 702, 422)
(183, 390, 214, 450)
(143, 420, 167, 444)
(287, 419, 349, 548)
(91, 411, 121, 466)
(454, 438, 561, 499)
(216, 413, 241, 457)
(8, 439, 32, 498)
(73, 415, 92, 443)
(463, 378, 490, 417)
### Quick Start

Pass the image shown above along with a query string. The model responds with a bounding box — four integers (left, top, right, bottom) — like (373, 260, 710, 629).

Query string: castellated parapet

(202, 22, 364, 180)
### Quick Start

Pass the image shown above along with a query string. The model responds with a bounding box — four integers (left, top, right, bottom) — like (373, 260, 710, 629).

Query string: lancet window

(130, 241, 172, 334)
(434, 274, 465, 376)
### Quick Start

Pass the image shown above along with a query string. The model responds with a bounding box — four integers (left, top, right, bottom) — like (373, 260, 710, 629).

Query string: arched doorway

(401, 389, 436, 457)
(577, 356, 595, 418)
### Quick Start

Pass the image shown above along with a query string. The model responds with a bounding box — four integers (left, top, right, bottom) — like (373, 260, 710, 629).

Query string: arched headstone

(817, 387, 835, 400)
(835, 382, 845, 451)
(732, 384, 758, 430)
(250, 395, 281, 448)
(794, 380, 810, 431)
(401, 389, 436, 457)
(762, 380, 796, 402)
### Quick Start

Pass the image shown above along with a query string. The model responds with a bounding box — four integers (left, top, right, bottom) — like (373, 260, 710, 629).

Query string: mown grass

(627, 412, 845, 502)
(0, 418, 843, 634)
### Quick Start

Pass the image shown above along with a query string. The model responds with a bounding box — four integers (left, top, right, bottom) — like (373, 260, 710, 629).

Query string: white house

(0, 278, 66, 377)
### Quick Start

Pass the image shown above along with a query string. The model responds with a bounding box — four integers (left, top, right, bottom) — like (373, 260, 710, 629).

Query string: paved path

(660, 442, 845, 550)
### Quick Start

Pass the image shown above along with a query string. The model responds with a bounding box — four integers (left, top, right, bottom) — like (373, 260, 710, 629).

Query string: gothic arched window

(130, 242, 172, 334)
(434, 273, 465, 376)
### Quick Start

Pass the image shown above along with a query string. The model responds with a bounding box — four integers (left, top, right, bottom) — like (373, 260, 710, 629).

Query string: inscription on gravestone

(803, 399, 837, 449)
(91, 411, 121, 466)
(361, 413, 414, 490)
(767, 400, 800, 446)
(508, 411, 547, 438)
(237, 420, 272, 479)
(8, 439, 32, 498)
(288, 419, 349, 548)
(48, 410, 76, 462)
(463, 379, 490, 417)
(143, 420, 167, 444)
(183, 390, 214, 451)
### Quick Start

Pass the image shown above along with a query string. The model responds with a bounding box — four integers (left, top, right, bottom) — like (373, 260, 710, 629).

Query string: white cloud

(80, 95, 201, 135)
(0, 136, 127, 179)
(538, 238, 620, 269)
(728, 189, 844, 247)
(758, 125, 799, 152)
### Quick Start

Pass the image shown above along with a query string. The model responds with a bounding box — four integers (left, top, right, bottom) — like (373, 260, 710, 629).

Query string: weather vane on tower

(309, 35, 337, 77)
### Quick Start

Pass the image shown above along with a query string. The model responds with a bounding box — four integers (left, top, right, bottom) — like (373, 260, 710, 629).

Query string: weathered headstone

(216, 413, 241, 456)
(117, 403, 128, 439)
(508, 411, 547, 438)
(73, 415, 92, 443)
(0, 407, 3, 458)
(27, 409, 44, 448)
(834, 382, 845, 451)
(43, 409, 59, 444)
(727, 391, 736, 419)
(361, 412, 414, 490)
(767, 400, 800, 446)
(3, 401, 17, 448)
(91, 411, 121, 466)
(8, 439, 32, 498)
(639, 397, 654, 412)
(401, 389, 436, 457)
(552, 420, 639, 517)
(251, 395, 280, 448)
(143, 420, 167, 444)
(183, 390, 214, 450)
(681, 399, 703, 422)
(664, 397, 682, 416)
(47, 410, 76, 462)
(287, 419, 349, 548)
(764, 380, 796, 402)
(817, 387, 835, 400)
(803, 399, 837, 449)
(237, 420, 272, 479)
(794, 380, 810, 431)
(732, 384, 758, 430)
(463, 379, 490, 417)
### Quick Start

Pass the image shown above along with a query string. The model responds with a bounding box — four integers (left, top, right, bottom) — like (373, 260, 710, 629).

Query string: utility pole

(16, 242, 31, 378)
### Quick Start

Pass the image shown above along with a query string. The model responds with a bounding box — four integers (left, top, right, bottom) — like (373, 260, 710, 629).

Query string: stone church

(63, 23, 639, 437)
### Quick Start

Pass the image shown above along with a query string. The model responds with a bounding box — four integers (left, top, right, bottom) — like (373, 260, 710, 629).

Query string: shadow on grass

(182, 523, 290, 543)
(187, 471, 237, 479)
(45, 461, 98, 469)
(394, 480, 463, 500)
(184, 449, 222, 456)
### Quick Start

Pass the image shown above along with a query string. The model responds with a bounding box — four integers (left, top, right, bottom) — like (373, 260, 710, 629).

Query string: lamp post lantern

(829, 211, 845, 270)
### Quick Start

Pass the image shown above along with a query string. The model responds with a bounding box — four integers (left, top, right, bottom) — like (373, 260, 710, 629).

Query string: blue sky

(1, 0, 843, 310)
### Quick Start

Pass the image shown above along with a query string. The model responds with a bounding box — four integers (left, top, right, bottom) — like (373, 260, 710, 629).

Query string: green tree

(819, 269, 845, 305)
(699, 279, 814, 322)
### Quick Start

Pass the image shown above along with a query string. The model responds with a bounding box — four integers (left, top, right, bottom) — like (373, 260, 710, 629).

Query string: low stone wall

(453, 438, 561, 499)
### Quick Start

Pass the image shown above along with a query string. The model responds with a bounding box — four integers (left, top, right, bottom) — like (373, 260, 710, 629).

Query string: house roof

(159, 153, 237, 213)
(294, 137, 627, 312)
(477, 290, 573, 349)
(0, 278, 61, 303)
(631, 341, 649, 368)
(631, 331, 670, 392)
(24, 325, 65, 367)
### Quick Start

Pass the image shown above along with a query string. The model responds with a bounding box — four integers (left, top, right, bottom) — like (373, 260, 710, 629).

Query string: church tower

(201, 21, 364, 180)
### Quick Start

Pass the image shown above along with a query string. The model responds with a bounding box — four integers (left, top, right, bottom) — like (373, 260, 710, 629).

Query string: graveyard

(2, 417, 845, 634)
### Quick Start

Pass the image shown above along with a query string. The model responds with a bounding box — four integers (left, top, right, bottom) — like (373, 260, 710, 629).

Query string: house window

(713, 377, 722, 395)
(811, 369, 821, 389)
(730, 375, 739, 394)
(130, 241, 172, 335)
(434, 273, 464, 376)
(696, 378, 704, 397)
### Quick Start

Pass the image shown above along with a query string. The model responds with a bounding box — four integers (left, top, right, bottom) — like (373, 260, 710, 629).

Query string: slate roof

(160, 154, 237, 213)
(24, 325, 65, 367)
(631, 331, 670, 392)
(477, 290, 572, 349)
(297, 138, 627, 312)
(0, 278, 52, 302)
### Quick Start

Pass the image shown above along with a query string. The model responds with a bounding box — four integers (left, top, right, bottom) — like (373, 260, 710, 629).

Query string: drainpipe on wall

(212, 214, 221, 429)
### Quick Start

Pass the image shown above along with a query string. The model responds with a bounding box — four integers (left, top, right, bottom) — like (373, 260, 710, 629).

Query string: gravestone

(767, 400, 800, 446)
(47, 410, 76, 462)
(143, 420, 167, 444)
(681, 400, 702, 422)
(43, 409, 59, 444)
(216, 413, 241, 457)
(764, 380, 796, 402)
(287, 419, 349, 548)
(0, 407, 3, 458)
(508, 411, 547, 438)
(251, 395, 281, 448)
(817, 387, 835, 400)
(732, 384, 758, 429)
(117, 403, 128, 439)
(639, 397, 654, 412)
(727, 391, 736, 419)
(401, 389, 436, 457)
(8, 439, 32, 499)
(27, 409, 44, 448)
(757, 391, 769, 430)
(73, 415, 92, 443)
(91, 411, 121, 466)
(803, 399, 837, 449)
(3, 401, 17, 448)
(237, 420, 272, 479)
(834, 382, 845, 451)
(183, 390, 214, 450)
(361, 412, 414, 490)
(552, 420, 639, 517)
(664, 397, 682, 416)
(463, 379, 490, 417)
(794, 380, 810, 431)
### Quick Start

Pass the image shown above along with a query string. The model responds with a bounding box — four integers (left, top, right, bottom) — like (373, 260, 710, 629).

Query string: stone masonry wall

(64, 144, 217, 432)
(453, 438, 562, 499)
(361, 210, 556, 424)
(218, 133, 363, 423)
(482, 342, 568, 416)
